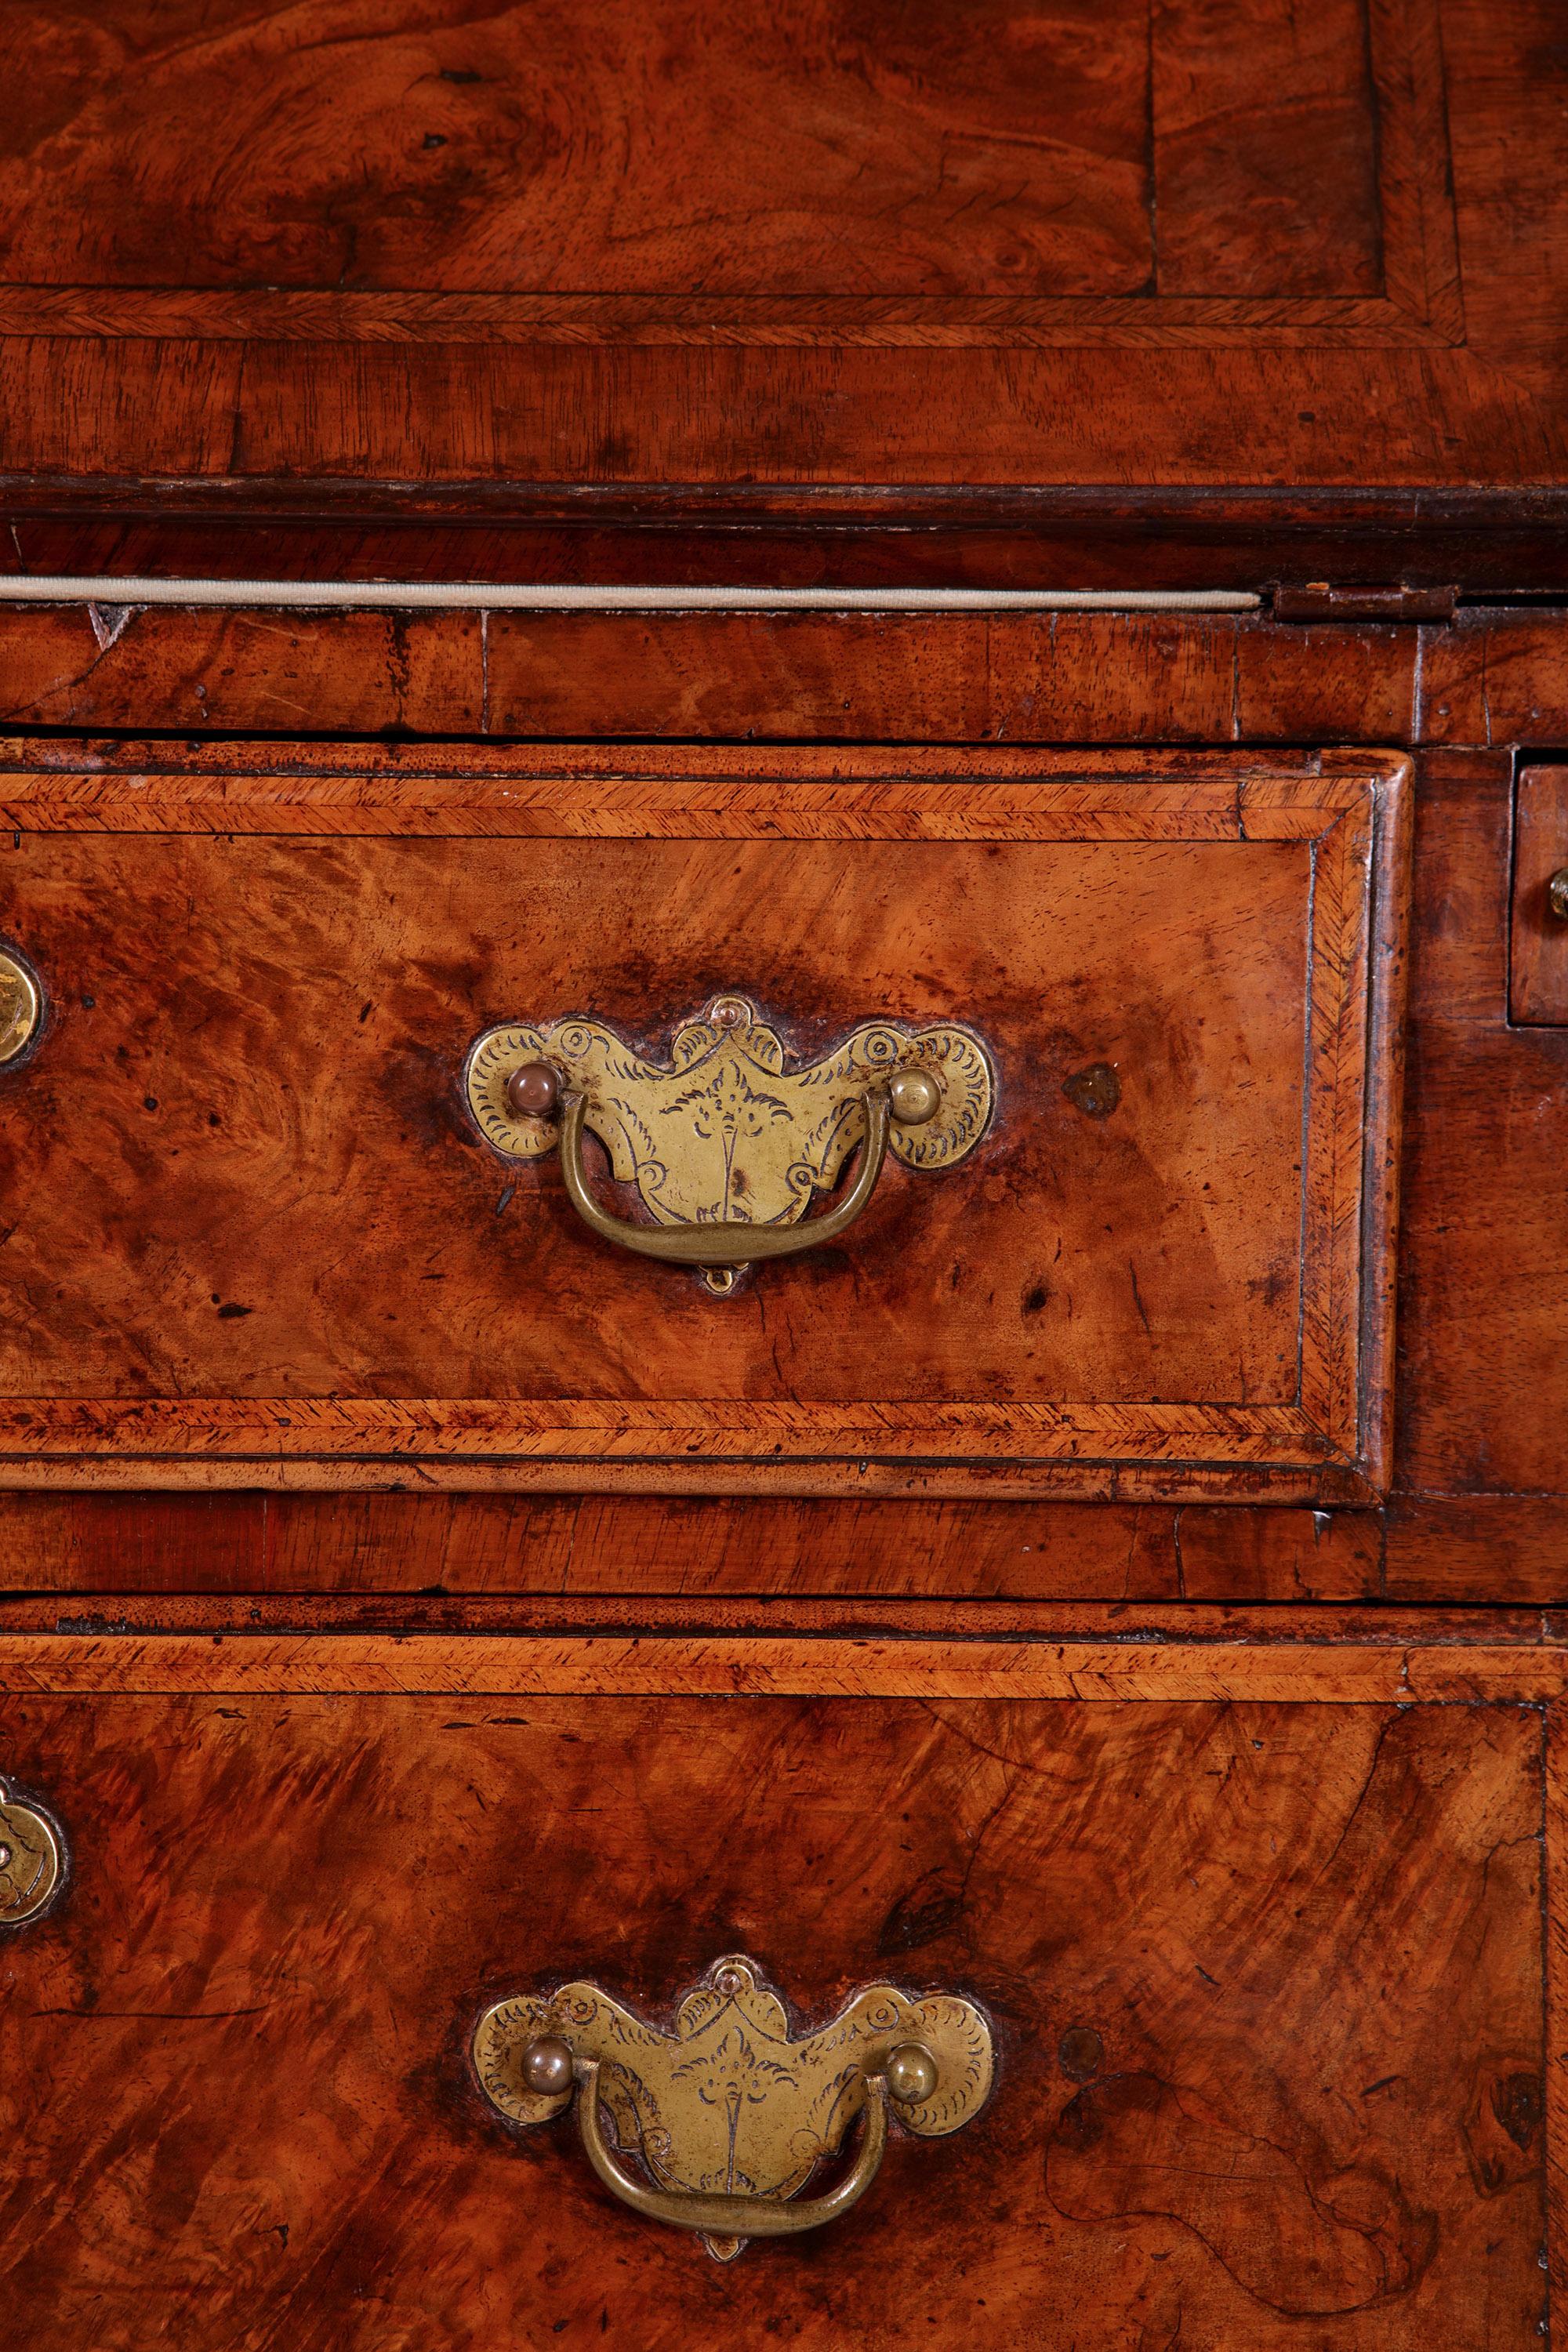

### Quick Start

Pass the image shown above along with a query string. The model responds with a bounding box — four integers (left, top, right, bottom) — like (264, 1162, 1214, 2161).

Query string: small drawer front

(1512, 765, 1568, 1023)
(0, 1657, 1543, 2348)
(0, 745, 1406, 1497)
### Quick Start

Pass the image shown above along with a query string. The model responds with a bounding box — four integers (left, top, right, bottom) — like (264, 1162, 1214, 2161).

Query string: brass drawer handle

(465, 994, 994, 1294)
(573, 2053, 891, 2244)
(474, 1953, 994, 2261)
(556, 1082, 892, 1287)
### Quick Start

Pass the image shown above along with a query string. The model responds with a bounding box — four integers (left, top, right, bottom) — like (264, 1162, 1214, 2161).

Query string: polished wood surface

(0, 1486, 1563, 1606)
(1400, 752, 1568, 1502)
(0, 746, 1405, 1498)
(0, 613, 1553, 1588)
(0, 0, 1560, 509)
(0, 1624, 1566, 1700)
(0, 1492, 1385, 1600)
(0, 604, 1417, 744)
(8, 485, 1568, 593)
(5, 600, 1568, 750)
(0, 0, 1414, 314)
(0, 1668, 1544, 2345)
(1511, 768, 1568, 1024)
(2, 2, 1566, 2335)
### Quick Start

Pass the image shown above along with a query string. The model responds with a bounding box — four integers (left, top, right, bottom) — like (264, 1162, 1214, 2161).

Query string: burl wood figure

(0, 2, 1565, 2347)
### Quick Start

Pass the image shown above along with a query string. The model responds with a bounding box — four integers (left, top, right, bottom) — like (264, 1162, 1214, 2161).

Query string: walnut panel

(0, 746, 1406, 1496)
(14, 4, 1566, 501)
(0, 1684, 1542, 2347)
(0, 0, 1455, 343)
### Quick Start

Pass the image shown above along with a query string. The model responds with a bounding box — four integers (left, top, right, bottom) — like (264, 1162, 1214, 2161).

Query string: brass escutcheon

(464, 995, 995, 1292)
(474, 1955, 994, 2259)
(0, 1780, 64, 1927)
(1549, 866, 1568, 920)
(0, 951, 41, 1065)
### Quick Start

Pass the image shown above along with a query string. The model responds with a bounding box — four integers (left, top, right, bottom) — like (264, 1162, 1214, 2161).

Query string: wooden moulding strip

(0, 1635, 1564, 1703)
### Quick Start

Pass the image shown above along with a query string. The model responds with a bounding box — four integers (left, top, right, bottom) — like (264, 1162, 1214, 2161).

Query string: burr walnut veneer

(3, 0, 1568, 2343)
(0, 1630, 1554, 2350)
(0, 742, 1406, 1501)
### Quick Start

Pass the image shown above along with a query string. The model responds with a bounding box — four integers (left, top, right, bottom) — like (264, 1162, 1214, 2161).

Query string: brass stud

(0, 953, 41, 1067)
(506, 1062, 561, 1119)
(1548, 868, 1568, 921)
(888, 1069, 941, 1126)
(884, 2042, 938, 2105)
(520, 2034, 575, 2096)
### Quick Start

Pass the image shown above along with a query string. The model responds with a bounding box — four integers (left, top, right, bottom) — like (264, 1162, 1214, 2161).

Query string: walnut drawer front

(0, 1635, 1546, 2350)
(0, 743, 1407, 1500)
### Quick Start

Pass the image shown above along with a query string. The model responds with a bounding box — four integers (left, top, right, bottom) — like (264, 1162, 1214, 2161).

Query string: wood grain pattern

(0, 1595, 1498, 1639)
(0, 747, 1405, 1497)
(1420, 610, 1568, 747)
(0, 1628, 1564, 1700)
(0, 604, 484, 735)
(1385, 1497, 1568, 1604)
(0, 1682, 1544, 2344)
(0, 0, 1454, 341)
(5, 1486, 1568, 1608)
(0, 605, 1410, 747)
(1548, 1701, 1568, 2331)
(0, 0, 1562, 499)
(1511, 768, 1568, 1024)
(1399, 755, 1568, 1499)
(0, 1490, 1384, 1599)
(11, 600, 1568, 752)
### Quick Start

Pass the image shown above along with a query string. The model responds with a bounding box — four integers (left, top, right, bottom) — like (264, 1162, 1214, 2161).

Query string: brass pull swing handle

(474, 1958, 993, 2264)
(557, 1085, 892, 1278)
(466, 999, 994, 1293)
(575, 2057, 891, 2241)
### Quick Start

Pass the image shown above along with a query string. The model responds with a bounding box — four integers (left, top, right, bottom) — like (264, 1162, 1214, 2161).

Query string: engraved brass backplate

(465, 994, 993, 1236)
(0, 1781, 64, 1926)
(474, 1953, 994, 2259)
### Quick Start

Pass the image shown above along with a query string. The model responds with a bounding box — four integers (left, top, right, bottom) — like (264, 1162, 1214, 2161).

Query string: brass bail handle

(574, 2054, 895, 2240)
(557, 1080, 898, 1283)
(464, 999, 994, 1296)
(473, 1955, 995, 2262)
(517, 2031, 938, 2245)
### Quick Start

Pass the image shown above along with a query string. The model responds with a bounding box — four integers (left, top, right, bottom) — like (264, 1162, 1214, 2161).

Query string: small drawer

(0, 1632, 1545, 2346)
(1511, 765, 1568, 1023)
(0, 742, 1408, 1499)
